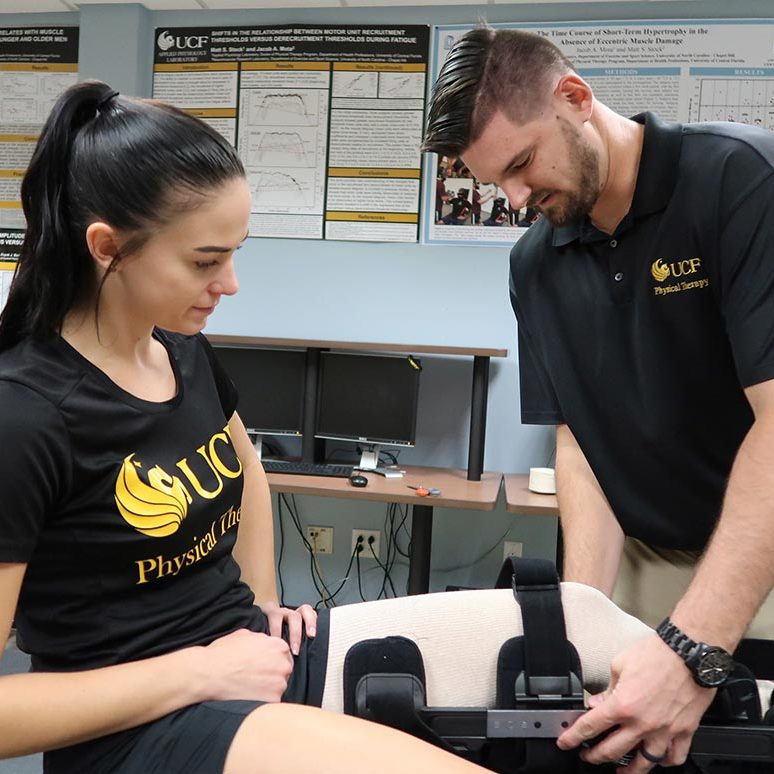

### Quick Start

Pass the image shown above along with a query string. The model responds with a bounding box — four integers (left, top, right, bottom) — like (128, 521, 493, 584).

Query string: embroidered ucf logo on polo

(651, 256, 709, 296)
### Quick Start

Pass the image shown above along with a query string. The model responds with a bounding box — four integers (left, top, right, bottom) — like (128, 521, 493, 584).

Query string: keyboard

(261, 459, 355, 478)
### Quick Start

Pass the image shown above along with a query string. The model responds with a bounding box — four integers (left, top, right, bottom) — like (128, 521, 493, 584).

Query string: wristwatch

(656, 618, 734, 688)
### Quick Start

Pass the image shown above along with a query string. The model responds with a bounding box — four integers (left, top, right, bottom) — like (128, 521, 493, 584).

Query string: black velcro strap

(355, 673, 455, 750)
(498, 557, 572, 696)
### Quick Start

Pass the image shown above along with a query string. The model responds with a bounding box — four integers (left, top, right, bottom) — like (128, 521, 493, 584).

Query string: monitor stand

(356, 445, 404, 478)
(250, 433, 263, 461)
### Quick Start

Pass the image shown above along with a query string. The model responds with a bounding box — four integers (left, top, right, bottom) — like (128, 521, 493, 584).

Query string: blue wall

(2, 1, 769, 604)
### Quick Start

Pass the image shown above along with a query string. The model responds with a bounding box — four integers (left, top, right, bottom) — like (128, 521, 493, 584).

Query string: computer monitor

(213, 346, 306, 440)
(315, 352, 421, 472)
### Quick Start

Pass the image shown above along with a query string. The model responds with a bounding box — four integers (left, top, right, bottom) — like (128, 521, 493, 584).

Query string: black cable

(319, 544, 360, 609)
(394, 503, 411, 558)
(280, 493, 331, 605)
(377, 505, 395, 599)
(379, 449, 399, 466)
(325, 446, 360, 464)
(369, 534, 397, 598)
(377, 503, 401, 599)
(355, 542, 367, 602)
(276, 494, 286, 606)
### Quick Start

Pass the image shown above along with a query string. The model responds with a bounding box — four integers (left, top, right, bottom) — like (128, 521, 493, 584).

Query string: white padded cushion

(321, 582, 653, 712)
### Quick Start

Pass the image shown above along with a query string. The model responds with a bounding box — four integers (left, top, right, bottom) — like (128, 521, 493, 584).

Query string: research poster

(425, 19, 774, 246)
(153, 25, 429, 243)
(0, 26, 79, 311)
(0, 230, 20, 312)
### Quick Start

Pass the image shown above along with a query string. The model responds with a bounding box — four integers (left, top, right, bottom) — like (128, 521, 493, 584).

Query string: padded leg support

(322, 583, 653, 712)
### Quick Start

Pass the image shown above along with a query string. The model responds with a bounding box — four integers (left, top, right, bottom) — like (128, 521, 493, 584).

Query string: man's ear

(85, 221, 121, 273)
(553, 74, 594, 121)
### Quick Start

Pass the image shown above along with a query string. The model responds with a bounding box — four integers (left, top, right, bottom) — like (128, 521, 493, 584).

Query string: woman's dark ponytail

(0, 80, 244, 352)
(0, 82, 113, 352)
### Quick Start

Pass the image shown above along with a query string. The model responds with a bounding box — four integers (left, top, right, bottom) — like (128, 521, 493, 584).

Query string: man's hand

(557, 633, 716, 772)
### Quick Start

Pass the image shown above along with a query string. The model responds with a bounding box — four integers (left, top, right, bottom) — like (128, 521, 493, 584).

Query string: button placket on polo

(607, 237, 630, 302)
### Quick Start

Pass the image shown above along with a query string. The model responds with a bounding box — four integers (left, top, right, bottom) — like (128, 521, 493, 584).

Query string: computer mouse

(349, 474, 368, 488)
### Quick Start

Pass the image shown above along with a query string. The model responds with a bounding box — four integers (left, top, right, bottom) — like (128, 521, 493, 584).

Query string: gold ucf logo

(114, 425, 242, 537)
(651, 256, 709, 296)
(651, 257, 702, 282)
(651, 259, 670, 282)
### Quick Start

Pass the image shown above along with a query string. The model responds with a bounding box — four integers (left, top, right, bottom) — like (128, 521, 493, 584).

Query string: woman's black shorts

(44, 610, 329, 774)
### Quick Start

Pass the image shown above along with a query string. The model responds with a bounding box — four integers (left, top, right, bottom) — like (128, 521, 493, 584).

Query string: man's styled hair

(423, 27, 575, 158)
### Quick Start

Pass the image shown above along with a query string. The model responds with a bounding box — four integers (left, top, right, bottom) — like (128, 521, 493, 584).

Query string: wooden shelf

(503, 474, 559, 515)
(207, 334, 507, 359)
(267, 465, 502, 510)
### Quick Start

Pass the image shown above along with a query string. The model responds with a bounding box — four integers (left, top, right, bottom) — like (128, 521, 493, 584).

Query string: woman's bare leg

(224, 703, 489, 774)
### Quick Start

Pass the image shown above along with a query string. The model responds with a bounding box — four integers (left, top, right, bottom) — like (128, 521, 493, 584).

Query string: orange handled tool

(407, 485, 441, 497)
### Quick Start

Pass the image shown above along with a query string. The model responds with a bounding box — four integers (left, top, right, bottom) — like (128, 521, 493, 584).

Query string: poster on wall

(0, 230, 21, 312)
(425, 18, 774, 246)
(153, 25, 429, 243)
(0, 26, 79, 310)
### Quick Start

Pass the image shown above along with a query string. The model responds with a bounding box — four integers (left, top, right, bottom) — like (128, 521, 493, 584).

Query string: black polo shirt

(510, 112, 774, 549)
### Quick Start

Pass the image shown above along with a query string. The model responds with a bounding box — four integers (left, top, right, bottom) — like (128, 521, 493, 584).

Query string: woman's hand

(202, 629, 294, 703)
(260, 601, 317, 656)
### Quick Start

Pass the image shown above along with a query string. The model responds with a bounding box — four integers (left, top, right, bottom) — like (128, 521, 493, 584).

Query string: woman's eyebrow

(193, 232, 249, 253)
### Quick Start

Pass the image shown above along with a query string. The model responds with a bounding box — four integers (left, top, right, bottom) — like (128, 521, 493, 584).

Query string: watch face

(696, 648, 734, 687)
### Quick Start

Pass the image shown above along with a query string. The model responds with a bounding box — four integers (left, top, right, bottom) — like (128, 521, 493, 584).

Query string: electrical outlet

(306, 526, 333, 554)
(503, 540, 523, 562)
(352, 529, 381, 560)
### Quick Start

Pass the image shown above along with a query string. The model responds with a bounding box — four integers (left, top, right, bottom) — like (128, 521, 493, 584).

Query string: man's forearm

(556, 424, 624, 595)
(672, 409, 774, 649)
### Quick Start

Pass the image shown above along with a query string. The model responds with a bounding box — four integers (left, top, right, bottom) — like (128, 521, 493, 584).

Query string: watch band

(656, 617, 733, 688)
(656, 617, 697, 660)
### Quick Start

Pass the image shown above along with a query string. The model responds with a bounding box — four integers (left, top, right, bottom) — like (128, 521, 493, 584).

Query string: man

(441, 187, 473, 225)
(483, 196, 508, 226)
(423, 26, 774, 773)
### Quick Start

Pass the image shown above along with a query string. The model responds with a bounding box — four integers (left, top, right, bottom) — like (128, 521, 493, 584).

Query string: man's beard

(531, 119, 600, 228)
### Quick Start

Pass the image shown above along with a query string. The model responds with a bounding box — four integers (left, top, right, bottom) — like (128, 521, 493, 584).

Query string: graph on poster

(251, 168, 317, 209)
(691, 78, 774, 128)
(333, 71, 378, 98)
(245, 128, 318, 168)
(244, 89, 321, 126)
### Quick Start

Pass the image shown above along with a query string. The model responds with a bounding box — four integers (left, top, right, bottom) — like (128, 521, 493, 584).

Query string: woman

(0, 82, 650, 774)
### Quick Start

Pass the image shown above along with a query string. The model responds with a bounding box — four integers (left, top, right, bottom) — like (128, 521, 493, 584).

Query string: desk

(266, 465, 502, 594)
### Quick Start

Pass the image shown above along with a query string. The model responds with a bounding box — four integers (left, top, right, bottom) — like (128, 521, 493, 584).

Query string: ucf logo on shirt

(115, 424, 242, 538)
(651, 257, 709, 296)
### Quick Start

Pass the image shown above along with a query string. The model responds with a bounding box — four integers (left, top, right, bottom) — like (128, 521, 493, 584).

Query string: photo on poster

(433, 155, 538, 229)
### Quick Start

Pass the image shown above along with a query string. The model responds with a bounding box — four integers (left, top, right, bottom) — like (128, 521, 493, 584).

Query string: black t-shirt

(510, 113, 774, 549)
(0, 330, 264, 671)
(450, 196, 472, 219)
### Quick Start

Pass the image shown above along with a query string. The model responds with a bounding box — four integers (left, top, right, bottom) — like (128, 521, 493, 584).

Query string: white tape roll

(528, 467, 556, 494)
